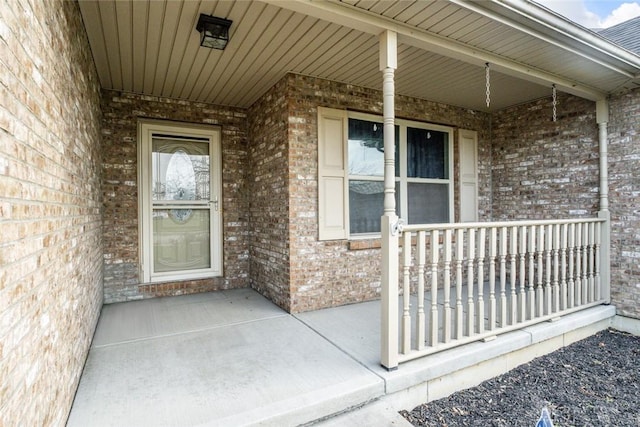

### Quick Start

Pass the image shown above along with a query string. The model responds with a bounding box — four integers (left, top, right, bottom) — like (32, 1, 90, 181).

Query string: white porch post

(597, 99, 611, 303)
(380, 30, 399, 370)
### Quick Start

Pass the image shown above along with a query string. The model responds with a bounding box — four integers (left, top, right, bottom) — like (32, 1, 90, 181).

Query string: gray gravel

(400, 328, 640, 426)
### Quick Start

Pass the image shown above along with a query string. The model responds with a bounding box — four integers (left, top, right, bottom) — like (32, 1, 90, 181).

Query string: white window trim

(137, 119, 223, 283)
(396, 117, 455, 229)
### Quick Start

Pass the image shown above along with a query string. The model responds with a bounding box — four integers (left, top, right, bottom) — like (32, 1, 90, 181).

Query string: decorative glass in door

(140, 121, 222, 283)
(151, 137, 213, 273)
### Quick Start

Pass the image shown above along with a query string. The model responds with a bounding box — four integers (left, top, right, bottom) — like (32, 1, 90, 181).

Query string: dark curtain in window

(407, 128, 447, 179)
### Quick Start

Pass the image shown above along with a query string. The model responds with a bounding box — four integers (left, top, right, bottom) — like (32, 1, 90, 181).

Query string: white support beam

(596, 99, 610, 304)
(379, 29, 397, 70)
(379, 29, 399, 371)
(381, 215, 399, 370)
(380, 30, 396, 215)
(596, 100, 609, 213)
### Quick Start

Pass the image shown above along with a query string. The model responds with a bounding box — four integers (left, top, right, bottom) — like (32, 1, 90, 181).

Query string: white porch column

(597, 99, 611, 303)
(380, 30, 399, 370)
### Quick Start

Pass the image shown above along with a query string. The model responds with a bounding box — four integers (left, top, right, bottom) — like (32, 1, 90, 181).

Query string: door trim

(137, 119, 223, 283)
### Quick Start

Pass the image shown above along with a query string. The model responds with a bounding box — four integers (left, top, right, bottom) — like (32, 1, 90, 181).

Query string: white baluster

(402, 231, 411, 354)
(545, 224, 552, 315)
(537, 225, 544, 317)
(499, 227, 508, 326)
(416, 231, 426, 350)
(575, 223, 582, 306)
(553, 223, 560, 314)
(582, 224, 592, 304)
(467, 228, 476, 336)
(430, 230, 439, 346)
(509, 226, 518, 325)
(595, 222, 601, 301)
(528, 225, 536, 320)
(560, 223, 568, 310)
(588, 222, 595, 303)
(477, 228, 486, 334)
(489, 227, 497, 330)
(518, 226, 527, 322)
(455, 228, 464, 339)
(443, 229, 452, 342)
(568, 223, 575, 308)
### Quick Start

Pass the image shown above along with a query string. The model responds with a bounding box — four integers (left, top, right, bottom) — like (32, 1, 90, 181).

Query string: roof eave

(490, 0, 640, 75)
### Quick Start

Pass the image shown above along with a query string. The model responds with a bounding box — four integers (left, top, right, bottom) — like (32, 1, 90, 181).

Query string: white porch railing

(382, 218, 608, 369)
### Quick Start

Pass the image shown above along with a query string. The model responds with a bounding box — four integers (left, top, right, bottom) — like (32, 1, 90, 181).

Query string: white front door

(139, 120, 223, 283)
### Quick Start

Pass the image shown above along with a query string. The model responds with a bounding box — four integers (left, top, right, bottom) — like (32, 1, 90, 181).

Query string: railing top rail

(401, 217, 605, 233)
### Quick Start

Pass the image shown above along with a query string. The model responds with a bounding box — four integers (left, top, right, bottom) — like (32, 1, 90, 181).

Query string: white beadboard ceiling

(78, 0, 640, 111)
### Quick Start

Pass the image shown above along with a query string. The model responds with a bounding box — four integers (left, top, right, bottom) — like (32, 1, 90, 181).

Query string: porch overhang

(266, 0, 614, 102)
(78, 0, 640, 112)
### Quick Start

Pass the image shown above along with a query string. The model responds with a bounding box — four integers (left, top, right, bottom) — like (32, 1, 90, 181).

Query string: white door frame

(137, 119, 223, 283)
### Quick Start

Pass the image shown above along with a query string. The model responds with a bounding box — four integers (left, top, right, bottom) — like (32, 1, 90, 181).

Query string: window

(138, 120, 223, 282)
(318, 108, 458, 240)
(347, 116, 396, 234)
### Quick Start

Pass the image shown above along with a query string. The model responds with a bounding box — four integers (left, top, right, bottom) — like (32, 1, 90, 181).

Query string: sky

(535, 0, 640, 28)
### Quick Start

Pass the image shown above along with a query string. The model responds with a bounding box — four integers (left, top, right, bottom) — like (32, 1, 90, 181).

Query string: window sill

(348, 233, 437, 250)
(348, 238, 381, 250)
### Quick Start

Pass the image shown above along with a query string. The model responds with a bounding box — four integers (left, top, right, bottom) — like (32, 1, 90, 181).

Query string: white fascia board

(263, 0, 606, 101)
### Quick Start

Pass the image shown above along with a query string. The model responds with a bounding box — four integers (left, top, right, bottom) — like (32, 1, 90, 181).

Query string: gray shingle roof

(597, 16, 640, 55)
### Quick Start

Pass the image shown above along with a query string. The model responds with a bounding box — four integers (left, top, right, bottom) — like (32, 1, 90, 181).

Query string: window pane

(348, 119, 384, 176)
(407, 183, 449, 224)
(153, 209, 210, 272)
(348, 119, 400, 177)
(152, 138, 210, 201)
(407, 128, 448, 179)
(349, 180, 384, 233)
(349, 181, 400, 234)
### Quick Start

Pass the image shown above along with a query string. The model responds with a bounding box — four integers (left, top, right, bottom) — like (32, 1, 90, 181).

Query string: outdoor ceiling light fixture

(196, 14, 232, 50)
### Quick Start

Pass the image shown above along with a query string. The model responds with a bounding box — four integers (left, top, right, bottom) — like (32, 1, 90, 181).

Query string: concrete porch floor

(67, 288, 616, 427)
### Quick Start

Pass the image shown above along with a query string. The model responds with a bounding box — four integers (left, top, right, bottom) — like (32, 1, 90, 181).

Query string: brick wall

(608, 87, 640, 319)
(491, 94, 599, 219)
(0, 1, 103, 425)
(102, 73, 492, 314)
(247, 79, 292, 310)
(277, 74, 491, 312)
(101, 91, 250, 303)
(100, 73, 637, 320)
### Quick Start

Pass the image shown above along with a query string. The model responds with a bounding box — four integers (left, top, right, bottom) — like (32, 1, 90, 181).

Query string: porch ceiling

(78, 0, 640, 112)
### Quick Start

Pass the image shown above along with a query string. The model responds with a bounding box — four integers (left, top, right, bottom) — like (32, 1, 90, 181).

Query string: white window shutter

(318, 107, 348, 240)
(459, 129, 478, 222)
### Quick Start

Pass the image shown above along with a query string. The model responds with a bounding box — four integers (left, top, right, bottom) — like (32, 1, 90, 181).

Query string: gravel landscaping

(401, 328, 640, 426)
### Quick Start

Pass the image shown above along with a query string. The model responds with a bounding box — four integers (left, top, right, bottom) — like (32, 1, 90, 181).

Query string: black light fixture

(196, 14, 232, 50)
